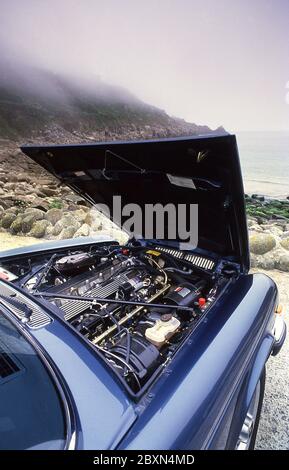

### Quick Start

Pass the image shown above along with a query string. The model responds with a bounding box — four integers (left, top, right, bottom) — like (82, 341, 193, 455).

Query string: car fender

(118, 273, 278, 450)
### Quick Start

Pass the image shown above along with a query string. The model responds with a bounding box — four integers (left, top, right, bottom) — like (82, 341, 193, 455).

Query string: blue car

(0, 135, 286, 450)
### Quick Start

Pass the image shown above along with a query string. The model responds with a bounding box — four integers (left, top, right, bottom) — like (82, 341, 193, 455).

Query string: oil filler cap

(161, 313, 173, 322)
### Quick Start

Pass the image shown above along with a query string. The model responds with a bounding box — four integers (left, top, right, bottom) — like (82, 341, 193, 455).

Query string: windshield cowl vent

(154, 246, 216, 271)
(0, 282, 52, 329)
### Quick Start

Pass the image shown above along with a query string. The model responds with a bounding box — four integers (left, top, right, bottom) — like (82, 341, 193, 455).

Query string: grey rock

(249, 232, 276, 255)
(85, 211, 103, 227)
(247, 218, 257, 228)
(252, 253, 276, 270)
(16, 173, 31, 183)
(280, 238, 289, 251)
(58, 226, 77, 240)
(29, 220, 51, 238)
(22, 214, 40, 233)
(36, 190, 48, 198)
(45, 208, 63, 224)
(52, 215, 80, 236)
(280, 231, 289, 239)
(263, 226, 283, 238)
(1, 213, 17, 229)
(24, 208, 45, 221)
(74, 223, 90, 238)
(40, 186, 57, 197)
(275, 253, 289, 272)
(30, 199, 50, 211)
(10, 216, 24, 234)
(4, 182, 17, 191)
(249, 225, 264, 233)
(72, 209, 87, 223)
(5, 207, 18, 214)
(66, 194, 85, 204)
(66, 203, 79, 211)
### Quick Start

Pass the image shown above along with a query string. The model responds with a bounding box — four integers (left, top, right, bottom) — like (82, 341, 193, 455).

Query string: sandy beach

(0, 231, 45, 251)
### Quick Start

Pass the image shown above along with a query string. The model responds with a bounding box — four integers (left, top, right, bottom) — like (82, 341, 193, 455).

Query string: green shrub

(49, 199, 63, 210)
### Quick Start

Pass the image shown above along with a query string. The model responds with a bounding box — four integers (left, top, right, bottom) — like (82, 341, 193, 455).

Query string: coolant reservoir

(145, 314, 180, 347)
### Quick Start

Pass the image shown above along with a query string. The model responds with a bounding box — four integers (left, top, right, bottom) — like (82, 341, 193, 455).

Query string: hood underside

(21, 134, 249, 271)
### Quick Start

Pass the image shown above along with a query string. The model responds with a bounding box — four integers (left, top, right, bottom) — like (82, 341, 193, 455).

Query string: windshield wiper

(0, 294, 33, 322)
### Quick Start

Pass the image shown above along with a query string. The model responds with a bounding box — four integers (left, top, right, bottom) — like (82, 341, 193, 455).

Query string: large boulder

(29, 220, 51, 238)
(1, 213, 17, 229)
(40, 186, 57, 197)
(5, 206, 18, 214)
(58, 226, 78, 240)
(52, 214, 80, 236)
(16, 173, 31, 183)
(249, 232, 276, 255)
(247, 218, 257, 228)
(250, 252, 276, 270)
(77, 204, 90, 213)
(249, 224, 263, 233)
(262, 225, 283, 238)
(45, 208, 63, 225)
(10, 216, 24, 234)
(4, 182, 17, 191)
(22, 214, 39, 233)
(24, 208, 45, 220)
(280, 237, 289, 251)
(74, 223, 90, 238)
(85, 210, 104, 228)
(72, 209, 87, 223)
(30, 198, 50, 212)
(275, 252, 289, 272)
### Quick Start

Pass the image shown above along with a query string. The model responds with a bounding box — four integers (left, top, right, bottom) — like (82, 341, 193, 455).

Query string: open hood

(21, 134, 249, 272)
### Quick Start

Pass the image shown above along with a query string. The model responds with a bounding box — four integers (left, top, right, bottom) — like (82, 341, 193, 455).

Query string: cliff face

(0, 60, 226, 248)
(0, 60, 225, 144)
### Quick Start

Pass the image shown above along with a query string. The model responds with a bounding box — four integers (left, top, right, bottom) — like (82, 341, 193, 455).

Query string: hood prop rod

(33, 291, 195, 312)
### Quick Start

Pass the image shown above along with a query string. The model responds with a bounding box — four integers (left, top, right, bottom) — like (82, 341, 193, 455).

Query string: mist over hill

(0, 54, 225, 143)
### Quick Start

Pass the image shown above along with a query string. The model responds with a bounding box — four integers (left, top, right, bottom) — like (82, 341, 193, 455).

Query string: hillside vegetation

(0, 60, 224, 143)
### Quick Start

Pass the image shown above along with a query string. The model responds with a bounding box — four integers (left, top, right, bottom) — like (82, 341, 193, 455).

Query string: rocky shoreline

(246, 195, 289, 271)
(0, 141, 127, 246)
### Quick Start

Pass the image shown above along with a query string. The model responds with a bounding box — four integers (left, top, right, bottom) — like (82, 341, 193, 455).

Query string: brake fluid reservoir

(145, 314, 180, 348)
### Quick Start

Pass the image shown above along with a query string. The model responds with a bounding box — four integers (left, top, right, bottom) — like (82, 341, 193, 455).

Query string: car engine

(3, 242, 226, 394)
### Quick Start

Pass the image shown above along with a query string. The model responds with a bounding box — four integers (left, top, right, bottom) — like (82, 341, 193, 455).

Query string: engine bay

(0, 242, 230, 394)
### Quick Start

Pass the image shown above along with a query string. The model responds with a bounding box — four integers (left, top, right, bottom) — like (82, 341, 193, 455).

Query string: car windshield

(0, 310, 67, 450)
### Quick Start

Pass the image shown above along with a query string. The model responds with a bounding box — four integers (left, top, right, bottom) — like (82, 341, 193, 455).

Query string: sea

(235, 131, 289, 199)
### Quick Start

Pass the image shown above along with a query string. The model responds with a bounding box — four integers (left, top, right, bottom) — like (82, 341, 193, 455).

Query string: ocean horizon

(236, 130, 289, 199)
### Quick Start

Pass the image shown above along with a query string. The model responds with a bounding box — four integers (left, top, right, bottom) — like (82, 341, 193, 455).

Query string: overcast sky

(0, 0, 288, 132)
